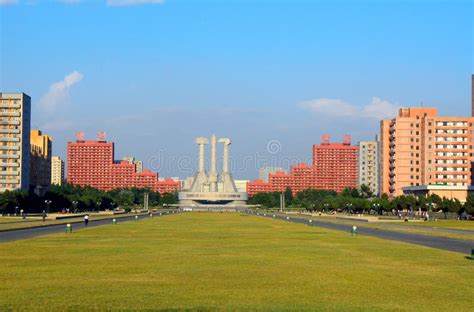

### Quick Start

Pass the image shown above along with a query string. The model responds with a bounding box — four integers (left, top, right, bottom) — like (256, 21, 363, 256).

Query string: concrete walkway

(250, 212, 474, 255)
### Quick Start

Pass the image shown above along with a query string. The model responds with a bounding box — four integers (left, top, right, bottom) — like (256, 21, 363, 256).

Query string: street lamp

(373, 203, 381, 215)
(425, 202, 432, 213)
(324, 203, 329, 212)
(14, 206, 18, 216)
(72, 201, 78, 213)
(96, 201, 102, 212)
(346, 203, 353, 214)
(44, 200, 52, 214)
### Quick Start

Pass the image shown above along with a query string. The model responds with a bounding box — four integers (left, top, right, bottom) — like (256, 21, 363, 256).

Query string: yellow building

(380, 108, 474, 198)
(51, 156, 64, 186)
(30, 129, 52, 190)
(0, 93, 31, 192)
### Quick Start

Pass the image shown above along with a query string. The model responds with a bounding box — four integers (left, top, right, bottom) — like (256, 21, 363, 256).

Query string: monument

(178, 134, 248, 209)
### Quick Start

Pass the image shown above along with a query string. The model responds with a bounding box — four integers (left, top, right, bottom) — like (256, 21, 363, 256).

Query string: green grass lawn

(0, 213, 473, 311)
(0, 217, 40, 223)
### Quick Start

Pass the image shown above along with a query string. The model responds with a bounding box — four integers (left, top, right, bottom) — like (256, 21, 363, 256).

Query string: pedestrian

(42, 210, 46, 222)
(84, 214, 89, 227)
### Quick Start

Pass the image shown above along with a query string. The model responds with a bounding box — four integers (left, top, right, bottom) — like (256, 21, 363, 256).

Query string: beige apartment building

(30, 130, 52, 191)
(0, 93, 31, 192)
(358, 140, 379, 196)
(51, 156, 64, 186)
(380, 108, 474, 198)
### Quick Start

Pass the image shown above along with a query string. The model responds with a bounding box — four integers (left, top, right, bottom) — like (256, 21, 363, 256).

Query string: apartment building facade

(380, 108, 474, 197)
(0, 93, 31, 192)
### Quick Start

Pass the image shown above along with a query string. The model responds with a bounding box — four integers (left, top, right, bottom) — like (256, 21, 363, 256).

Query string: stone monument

(178, 134, 248, 209)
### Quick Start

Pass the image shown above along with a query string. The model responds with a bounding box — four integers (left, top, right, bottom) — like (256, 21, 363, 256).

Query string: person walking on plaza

(84, 214, 89, 227)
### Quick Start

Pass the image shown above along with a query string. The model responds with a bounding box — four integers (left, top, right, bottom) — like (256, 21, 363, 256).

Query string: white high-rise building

(0, 93, 31, 192)
(358, 140, 379, 196)
(51, 156, 64, 186)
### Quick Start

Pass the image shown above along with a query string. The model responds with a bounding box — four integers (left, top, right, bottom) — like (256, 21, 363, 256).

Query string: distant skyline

(1, 0, 473, 179)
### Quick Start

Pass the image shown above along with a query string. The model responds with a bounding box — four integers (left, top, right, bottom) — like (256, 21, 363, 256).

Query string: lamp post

(72, 201, 78, 213)
(324, 203, 329, 213)
(373, 203, 381, 215)
(346, 203, 353, 214)
(96, 201, 102, 213)
(14, 206, 18, 216)
(44, 200, 52, 214)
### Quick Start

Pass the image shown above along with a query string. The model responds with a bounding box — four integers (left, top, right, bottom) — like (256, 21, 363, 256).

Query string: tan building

(358, 140, 379, 196)
(403, 185, 474, 204)
(380, 108, 474, 198)
(30, 129, 52, 190)
(0, 93, 31, 192)
(51, 156, 64, 186)
(123, 156, 143, 173)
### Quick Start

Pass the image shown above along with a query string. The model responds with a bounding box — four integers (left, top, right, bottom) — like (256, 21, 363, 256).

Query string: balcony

(0, 171, 20, 176)
(0, 179, 20, 184)
(0, 162, 19, 167)
(0, 137, 20, 142)
(0, 103, 21, 109)
(0, 120, 20, 126)
(0, 129, 20, 134)
(0, 112, 20, 117)
(0, 146, 19, 150)
(0, 154, 19, 159)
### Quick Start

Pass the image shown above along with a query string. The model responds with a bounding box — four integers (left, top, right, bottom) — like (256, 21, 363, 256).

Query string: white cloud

(39, 71, 83, 113)
(362, 97, 400, 120)
(299, 96, 399, 120)
(0, 0, 18, 5)
(106, 0, 164, 6)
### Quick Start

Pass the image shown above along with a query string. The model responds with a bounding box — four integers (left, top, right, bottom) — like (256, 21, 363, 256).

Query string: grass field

(0, 213, 473, 311)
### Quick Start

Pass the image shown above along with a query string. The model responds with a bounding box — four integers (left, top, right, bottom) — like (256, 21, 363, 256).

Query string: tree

(161, 192, 178, 206)
(359, 184, 373, 198)
(464, 193, 474, 215)
(284, 187, 293, 207)
(115, 189, 134, 207)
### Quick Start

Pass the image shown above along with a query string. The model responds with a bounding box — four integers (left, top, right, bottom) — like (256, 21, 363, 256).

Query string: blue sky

(1, 0, 473, 179)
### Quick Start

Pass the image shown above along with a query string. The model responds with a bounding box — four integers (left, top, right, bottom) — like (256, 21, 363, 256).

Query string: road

(0, 211, 178, 243)
(250, 212, 474, 255)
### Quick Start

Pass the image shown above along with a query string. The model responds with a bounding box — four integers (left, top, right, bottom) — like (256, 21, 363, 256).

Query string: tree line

(248, 185, 474, 216)
(0, 184, 179, 215)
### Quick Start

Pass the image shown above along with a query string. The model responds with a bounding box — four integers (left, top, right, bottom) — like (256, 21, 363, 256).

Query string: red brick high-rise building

(247, 135, 358, 196)
(471, 74, 474, 117)
(312, 134, 358, 192)
(67, 132, 180, 194)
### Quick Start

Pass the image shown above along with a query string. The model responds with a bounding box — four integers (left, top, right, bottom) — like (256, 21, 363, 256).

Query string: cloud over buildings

(299, 96, 399, 120)
(39, 71, 84, 113)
